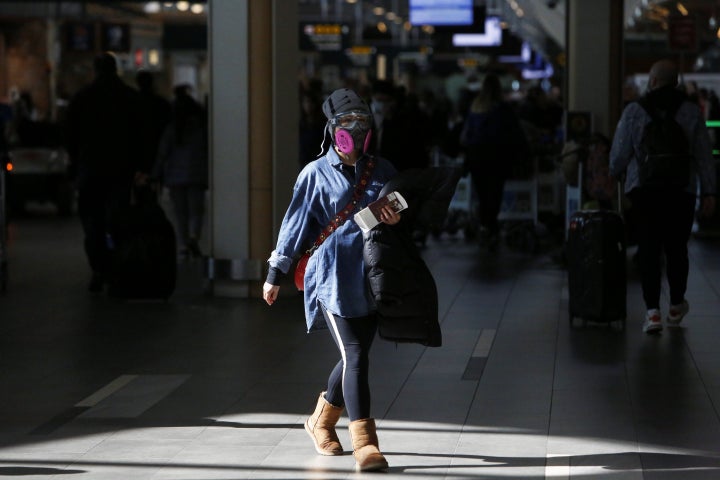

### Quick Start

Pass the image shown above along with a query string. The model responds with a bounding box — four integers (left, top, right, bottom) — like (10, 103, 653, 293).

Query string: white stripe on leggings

(324, 310, 347, 395)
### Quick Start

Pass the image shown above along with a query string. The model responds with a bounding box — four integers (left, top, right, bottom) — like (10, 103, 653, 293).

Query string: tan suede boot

(348, 418, 389, 472)
(304, 391, 344, 455)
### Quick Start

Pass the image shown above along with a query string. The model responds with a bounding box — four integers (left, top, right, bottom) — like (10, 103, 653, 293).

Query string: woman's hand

(263, 282, 280, 305)
(379, 205, 401, 225)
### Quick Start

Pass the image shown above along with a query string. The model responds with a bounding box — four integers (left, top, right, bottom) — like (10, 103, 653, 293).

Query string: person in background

(460, 73, 529, 250)
(610, 59, 716, 334)
(298, 90, 326, 168)
(262, 88, 399, 472)
(65, 52, 145, 292)
(136, 70, 171, 174)
(152, 86, 208, 259)
(370, 79, 431, 171)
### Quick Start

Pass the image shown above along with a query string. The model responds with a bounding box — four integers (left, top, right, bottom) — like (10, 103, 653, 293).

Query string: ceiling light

(144, 2, 161, 14)
(148, 49, 160, 66)
(373, 7, 385, 15)
(176, 1, 190, 12)
(190, 3, 204, 14)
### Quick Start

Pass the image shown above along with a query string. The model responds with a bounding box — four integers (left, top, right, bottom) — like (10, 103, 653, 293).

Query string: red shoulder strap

(306, 157, 376, 254)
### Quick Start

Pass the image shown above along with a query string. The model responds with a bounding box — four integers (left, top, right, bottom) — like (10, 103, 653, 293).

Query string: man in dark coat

(65, 52, 146, 292)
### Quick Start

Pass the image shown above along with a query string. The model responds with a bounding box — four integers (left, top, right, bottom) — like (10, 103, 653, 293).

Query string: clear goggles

(331, 111, 372, 130)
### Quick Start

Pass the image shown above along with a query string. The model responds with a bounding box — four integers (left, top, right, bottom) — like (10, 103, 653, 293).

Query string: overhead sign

(300, 23, 349, 52)
(346, 45, 375, 66)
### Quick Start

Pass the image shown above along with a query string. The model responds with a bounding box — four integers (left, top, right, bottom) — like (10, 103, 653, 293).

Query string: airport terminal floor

(2, 205, 720, 479)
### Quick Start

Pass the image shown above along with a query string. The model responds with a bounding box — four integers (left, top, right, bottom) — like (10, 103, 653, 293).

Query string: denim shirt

(268, 149, 397, 332)
(609, 98, 716, 196)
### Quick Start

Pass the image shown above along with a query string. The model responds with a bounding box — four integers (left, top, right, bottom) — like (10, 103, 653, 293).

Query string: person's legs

(77, 181, 130, 291)
(324, 360, 344, 408)
(321, 307, 377, 421)
(484, 174, 506, 240)
(320, 307, 387, 471)
(663, 192, 696, 305)
(168, 186, 189, 250)
(629, 190, 664, 310)
(186, 186, 206, 256)
(77, 184, 108, 278)
(467, 150, 505, 247)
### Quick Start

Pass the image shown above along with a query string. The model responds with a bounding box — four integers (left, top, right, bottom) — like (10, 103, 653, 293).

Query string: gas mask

(330, 110, 373, 154)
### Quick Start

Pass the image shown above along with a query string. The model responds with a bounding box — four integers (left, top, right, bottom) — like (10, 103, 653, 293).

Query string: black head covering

(321, 88, 370, 119)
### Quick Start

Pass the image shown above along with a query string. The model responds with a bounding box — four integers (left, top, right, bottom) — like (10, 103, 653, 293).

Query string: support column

(566, 0, 624, 136)
(207, 0, 297, 298)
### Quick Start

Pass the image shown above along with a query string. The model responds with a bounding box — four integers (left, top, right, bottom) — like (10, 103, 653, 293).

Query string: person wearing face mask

(370, 80, 431, 171)
(262, 88, 400, 472)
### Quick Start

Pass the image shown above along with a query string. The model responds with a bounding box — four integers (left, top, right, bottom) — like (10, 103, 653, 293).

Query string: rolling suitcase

(565, 153, 626, 328)
(106, 188, 177, 300)
(566, 209, 626, 328)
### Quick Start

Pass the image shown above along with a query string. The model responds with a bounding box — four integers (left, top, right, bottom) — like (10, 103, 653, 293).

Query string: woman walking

(262, 88, 400, 472)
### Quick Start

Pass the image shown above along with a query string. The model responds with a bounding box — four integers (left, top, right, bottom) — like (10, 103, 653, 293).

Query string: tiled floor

(2, 207, 720, 479)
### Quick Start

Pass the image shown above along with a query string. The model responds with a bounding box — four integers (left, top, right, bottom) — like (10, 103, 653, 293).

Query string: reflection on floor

(1, 208, 720, 479)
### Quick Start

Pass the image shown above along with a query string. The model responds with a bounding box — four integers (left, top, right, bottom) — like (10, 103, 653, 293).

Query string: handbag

(294, 252, 311, 291)
(294, 158, 376, 291)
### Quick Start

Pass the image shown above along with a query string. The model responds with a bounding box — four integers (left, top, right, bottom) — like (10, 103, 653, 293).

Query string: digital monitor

(409, 0, 474, 26)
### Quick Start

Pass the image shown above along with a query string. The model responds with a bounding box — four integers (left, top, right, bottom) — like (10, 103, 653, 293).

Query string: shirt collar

(325, 148, 344, 168)
(325, 148, 367, 169)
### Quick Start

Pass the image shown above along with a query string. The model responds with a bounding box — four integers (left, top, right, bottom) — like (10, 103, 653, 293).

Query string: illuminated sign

(452, 17, 502, 47)
(409, 0, 473, 26)
(300, 23, 349, 52)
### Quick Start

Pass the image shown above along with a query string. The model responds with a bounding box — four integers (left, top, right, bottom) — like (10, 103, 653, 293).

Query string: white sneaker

(643, 309, 663, 334)
(667, 300, 689, 326)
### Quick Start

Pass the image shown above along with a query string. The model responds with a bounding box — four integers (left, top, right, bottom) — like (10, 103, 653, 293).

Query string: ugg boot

(304, 391, 344, 455)
(348, 418, 389, 472)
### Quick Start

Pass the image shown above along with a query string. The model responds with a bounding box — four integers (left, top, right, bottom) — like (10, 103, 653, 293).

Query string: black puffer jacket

(363, 167, 462, 347)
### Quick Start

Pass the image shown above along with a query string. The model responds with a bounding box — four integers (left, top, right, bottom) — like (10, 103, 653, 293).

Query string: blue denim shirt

(268, 150, 397, 332)
(609, 98, 716, 196)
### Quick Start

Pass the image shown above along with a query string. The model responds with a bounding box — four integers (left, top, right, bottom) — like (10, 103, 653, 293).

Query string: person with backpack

(610, 59, 716, 334)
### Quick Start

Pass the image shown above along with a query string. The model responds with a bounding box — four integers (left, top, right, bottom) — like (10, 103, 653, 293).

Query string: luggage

(106, 189, 176, 300)
(565, 145, 627, 328)
(566, 209, 626, 328)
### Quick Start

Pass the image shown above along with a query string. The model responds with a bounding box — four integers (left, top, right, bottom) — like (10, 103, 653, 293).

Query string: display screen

(409, 0, 474, 26)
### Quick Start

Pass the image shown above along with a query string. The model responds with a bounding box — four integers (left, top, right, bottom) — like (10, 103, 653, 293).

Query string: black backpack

(637, 99, 692, 189)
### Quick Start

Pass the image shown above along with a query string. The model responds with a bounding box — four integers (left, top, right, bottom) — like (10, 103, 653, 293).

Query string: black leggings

(320, 305, 377, 421)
